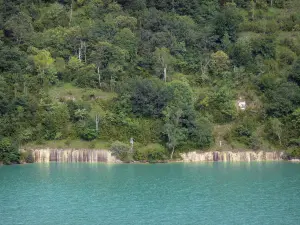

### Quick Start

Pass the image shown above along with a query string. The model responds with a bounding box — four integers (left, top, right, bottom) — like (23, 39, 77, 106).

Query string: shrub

(134, 144, 168, 162)
(110, 141, 132, 162)
(147, 147, 168, 163)
(265, 82, 300, 117)
(249, 134, 261, 150)
(26, 152, 34, 163)
(133, 149, 148, 161)
(276, 46, 296, 66)
(190, 117, 213, 149)
(79, 128, 98, 141)
(285, 147, 300, 159)
(20, 151, 34, 163)
(0, 138, 20, 165)
(229, 117, 258, 147)
(207, 86, 237, 123)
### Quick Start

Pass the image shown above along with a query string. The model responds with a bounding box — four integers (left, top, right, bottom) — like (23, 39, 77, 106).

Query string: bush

(79, 128, 98, 141)
(110, 141, 132, 162)
(133, 149, 148, 161)
(265, 82, 300, 117)
(20, 151, 34, 163)
(229, 117, 258, 147)
(207, 86, 237, 123)
(285, 147, 300, 159)
(0, 138, 20, 165)
(190, 117, 213, 149)
(26, 152, 34, 163)
(249, 134, 261, 150)
(134, 144, 168, 162)
(276, 46, 296, 66)
(147, 147, 168, 163)
(116, 78, 169, 118)
(101, 115, 163, 145)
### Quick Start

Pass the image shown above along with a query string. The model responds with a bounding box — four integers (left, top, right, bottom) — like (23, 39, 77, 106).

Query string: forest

(1, 0, 300, 164)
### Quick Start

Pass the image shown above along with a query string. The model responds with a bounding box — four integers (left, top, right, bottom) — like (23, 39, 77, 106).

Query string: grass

(23, 139, 111, 150)
(49, 83, 117, 102)
(49, 83, 117, 117)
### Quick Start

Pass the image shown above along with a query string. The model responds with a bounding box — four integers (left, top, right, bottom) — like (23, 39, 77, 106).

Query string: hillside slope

(1, 0, 300, 163)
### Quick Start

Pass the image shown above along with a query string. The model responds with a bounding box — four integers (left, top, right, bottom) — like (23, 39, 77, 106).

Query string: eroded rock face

(180, 151, 284, 162)
(31, 149, 117, 163)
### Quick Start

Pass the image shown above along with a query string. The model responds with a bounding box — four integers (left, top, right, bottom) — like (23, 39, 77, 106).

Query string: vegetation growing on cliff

(1, 0, 300, 163)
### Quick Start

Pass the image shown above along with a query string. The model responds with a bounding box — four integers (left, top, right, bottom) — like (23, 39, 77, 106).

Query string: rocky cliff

(31, 149, 117, 163)
(180, 151, 284, 162)
(28, 149, 285, 163)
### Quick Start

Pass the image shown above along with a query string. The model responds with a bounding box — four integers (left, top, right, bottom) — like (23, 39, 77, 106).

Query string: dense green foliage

(1, 0, 300, 162)
(0, 138, 19, 164)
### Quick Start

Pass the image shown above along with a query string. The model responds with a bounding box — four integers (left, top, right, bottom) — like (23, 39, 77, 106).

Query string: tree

(289, 57, 300, 85)
(90, 42, 113, 87)
(0, 138, 20, 165)
(4, 12, 34, 44)
(95, 114, 100, 132)
(90, 41, 128, 90)
(154, 47, 175, 82)
(33, 49, 55, 74)
(34, 3, 69, 31)
(40, 103, 70, 140)
(113, 28, 138, 60)
(207, 86, 237, 123)
(110, 141, 131, 161)
(190, 117, 213, 148)
(265, 82, 300, 117)
(31, 48, 57, 86)
(163, 106, 188, 159)
(129, 78, 169, 117)
(269, 118, 283, 145)
(214, 3, 243, 41)
(210, 50, 230, 76)
(0, 42, 27, 73)
(163, 81, 194, 158)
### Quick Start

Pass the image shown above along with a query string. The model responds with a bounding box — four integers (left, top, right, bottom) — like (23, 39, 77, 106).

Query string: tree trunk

(170, 146, 175, 159)
(251, 1, 255, 20)
(163, 67, 167, 82)
(95, 115, 100, 132)
(110, 75, 113, 92)
(97, 66, 101, 88)
(172, 0, 175, 12)
(23, 82, 27, 96)
(69, 0, 73, 27)
(84, 42, 87, 63)
(14, 84, 17, 98)
(78, 47, 81, 61)
(278, 134, 282, 146)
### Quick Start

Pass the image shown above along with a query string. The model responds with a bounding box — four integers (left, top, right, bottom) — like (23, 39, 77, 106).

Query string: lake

(0, 162, 299, 225)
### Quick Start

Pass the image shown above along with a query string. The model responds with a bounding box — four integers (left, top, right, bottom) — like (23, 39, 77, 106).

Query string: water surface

(0, 162, 299, 225)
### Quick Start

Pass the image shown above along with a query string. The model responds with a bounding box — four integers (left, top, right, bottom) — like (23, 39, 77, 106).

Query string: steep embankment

(31, 149, 117, 163)
(29, 149, 285, 163)
(180, 151, 284, 162)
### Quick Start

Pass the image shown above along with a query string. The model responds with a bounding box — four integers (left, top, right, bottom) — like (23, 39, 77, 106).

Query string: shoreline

(15, 148, 300, 164)
(3, 160, 300, 166)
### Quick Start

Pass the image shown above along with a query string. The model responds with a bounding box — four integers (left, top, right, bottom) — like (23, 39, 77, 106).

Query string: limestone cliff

(180, 151, 284, 162)
(31, 149, 117, 163)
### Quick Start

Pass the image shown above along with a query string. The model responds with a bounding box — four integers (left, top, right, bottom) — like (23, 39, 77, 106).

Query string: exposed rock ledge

(25, 149, 286, 163)
(30, 149, 118, 163)
(289, 159, 300, 162)
(180, 151, 284, 162)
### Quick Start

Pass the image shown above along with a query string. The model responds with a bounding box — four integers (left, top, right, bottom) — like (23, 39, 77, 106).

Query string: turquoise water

(0, 162, 300, 225)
